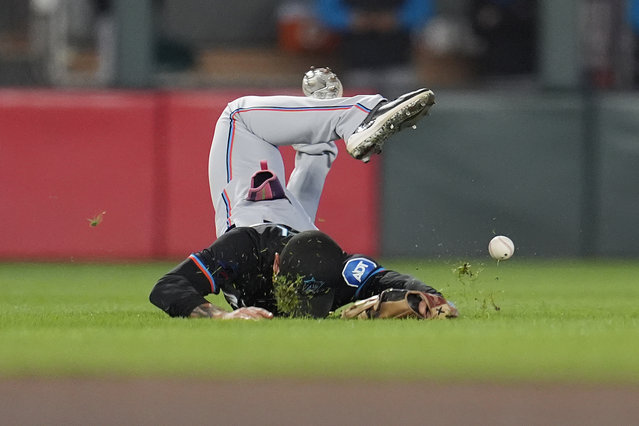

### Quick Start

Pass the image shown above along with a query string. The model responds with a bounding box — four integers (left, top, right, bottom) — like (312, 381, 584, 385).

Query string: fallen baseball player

(149, 67, 458, 320)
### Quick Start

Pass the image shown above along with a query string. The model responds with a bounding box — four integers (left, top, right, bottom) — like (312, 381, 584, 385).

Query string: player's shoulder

(341, 255, 382, 287)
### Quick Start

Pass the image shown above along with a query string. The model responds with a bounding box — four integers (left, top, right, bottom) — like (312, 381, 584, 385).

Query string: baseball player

(150, 69, 457, 320)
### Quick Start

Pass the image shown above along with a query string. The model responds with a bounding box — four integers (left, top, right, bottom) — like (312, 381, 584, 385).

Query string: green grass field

(1, 259, 638, 384)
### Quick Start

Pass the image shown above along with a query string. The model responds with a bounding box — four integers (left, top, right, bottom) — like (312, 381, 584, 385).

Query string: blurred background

(1, 0, 638, 260)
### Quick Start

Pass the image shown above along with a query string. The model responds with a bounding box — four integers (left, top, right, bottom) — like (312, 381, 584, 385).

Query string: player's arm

(149, 255, 220, 318)
(150, 227, 275, 319)
(189, 303, 273, 319)
(339, 256, 458, 319)
(363, 270, 442, 297)
(341, 255, 442, 301)
(150, 257, 273, 319)
(150, 228, 274, 319)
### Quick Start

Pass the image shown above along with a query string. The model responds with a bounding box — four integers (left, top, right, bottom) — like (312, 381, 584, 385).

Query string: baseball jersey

(149, 223, 441, 317)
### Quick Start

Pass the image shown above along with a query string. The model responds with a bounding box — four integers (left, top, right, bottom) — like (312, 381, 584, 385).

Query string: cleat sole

(347, 90, 434, 160)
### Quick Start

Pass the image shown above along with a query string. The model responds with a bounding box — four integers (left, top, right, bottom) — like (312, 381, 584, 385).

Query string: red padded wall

(0, 89, 379, 260)
(0, 90, 157, 260)
(161, 90, 380, 258)
(160, 91, 224, 257)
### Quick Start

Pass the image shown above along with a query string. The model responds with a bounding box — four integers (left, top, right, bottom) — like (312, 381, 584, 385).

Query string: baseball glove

(302, 66, 343, 99)
(341, 289, 459, 320)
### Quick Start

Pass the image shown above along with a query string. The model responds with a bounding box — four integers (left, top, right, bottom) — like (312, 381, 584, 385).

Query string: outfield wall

(1, 89, 638, 260)
(382, 91, 639, 258)
(0, 89, 379, 260)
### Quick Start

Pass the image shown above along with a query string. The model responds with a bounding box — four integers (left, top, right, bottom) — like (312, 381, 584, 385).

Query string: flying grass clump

(273, 274, 310, 318)
(453, 261, 481, 282)
(452, 261, 501, 314)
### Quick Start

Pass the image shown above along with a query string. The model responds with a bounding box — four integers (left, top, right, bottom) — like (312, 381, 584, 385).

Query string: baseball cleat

(303, 66, 343, 99)
(346, 88, 435, 162)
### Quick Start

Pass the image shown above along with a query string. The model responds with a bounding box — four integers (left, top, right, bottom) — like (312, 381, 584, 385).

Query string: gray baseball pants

(208, 94, 383, 236)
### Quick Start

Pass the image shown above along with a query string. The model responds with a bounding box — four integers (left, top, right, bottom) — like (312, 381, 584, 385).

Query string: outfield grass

(1, 259, 638, 383)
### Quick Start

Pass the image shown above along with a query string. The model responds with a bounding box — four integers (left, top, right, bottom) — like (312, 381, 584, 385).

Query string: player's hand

(341, 290, 459, 320)
(221, 307, 274, 320)
(190, 303, 273, 320)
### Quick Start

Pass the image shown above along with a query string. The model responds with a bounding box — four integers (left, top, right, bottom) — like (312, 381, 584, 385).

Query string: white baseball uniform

(208, 94, 384, 236)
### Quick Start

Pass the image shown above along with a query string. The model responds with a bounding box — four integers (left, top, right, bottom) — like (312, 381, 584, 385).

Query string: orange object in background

(277, 2, 339, 53)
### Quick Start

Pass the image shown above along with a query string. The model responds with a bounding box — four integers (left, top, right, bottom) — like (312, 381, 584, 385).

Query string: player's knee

(227, 95, 258, 112)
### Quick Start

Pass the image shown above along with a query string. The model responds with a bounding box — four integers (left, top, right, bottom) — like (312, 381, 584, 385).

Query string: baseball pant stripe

(225, 116, 236, 182)
(223, 102, 370, 188)
(222, 189, 232, 230)
(229, 104, 369, 114)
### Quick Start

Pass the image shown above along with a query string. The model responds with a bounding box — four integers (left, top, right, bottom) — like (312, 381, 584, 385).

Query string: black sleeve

(149, 227, 264, 318)
(335, 255, 442, 307)
(149, 257, 214, 318)
(358, 270, 442, 299)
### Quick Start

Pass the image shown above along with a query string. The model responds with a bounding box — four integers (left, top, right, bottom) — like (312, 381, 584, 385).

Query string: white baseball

(488, 236, 515, 260)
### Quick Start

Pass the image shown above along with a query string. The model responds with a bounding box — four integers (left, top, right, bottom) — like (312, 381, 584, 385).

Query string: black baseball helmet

(276, 230, 345, 318)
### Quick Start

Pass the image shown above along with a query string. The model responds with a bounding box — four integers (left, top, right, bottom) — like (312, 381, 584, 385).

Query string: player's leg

(283, 87, 436, 218)
(209, 107, 322, 236)
(225, 94, 384, 148)
(286, 141, 337, 222)
(209, 94, 381, 235)
(230, 90, 435, 163)
(345, 88, 435, 162)
(209, 91, 435, 234)
(290, 68, 343, 221)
